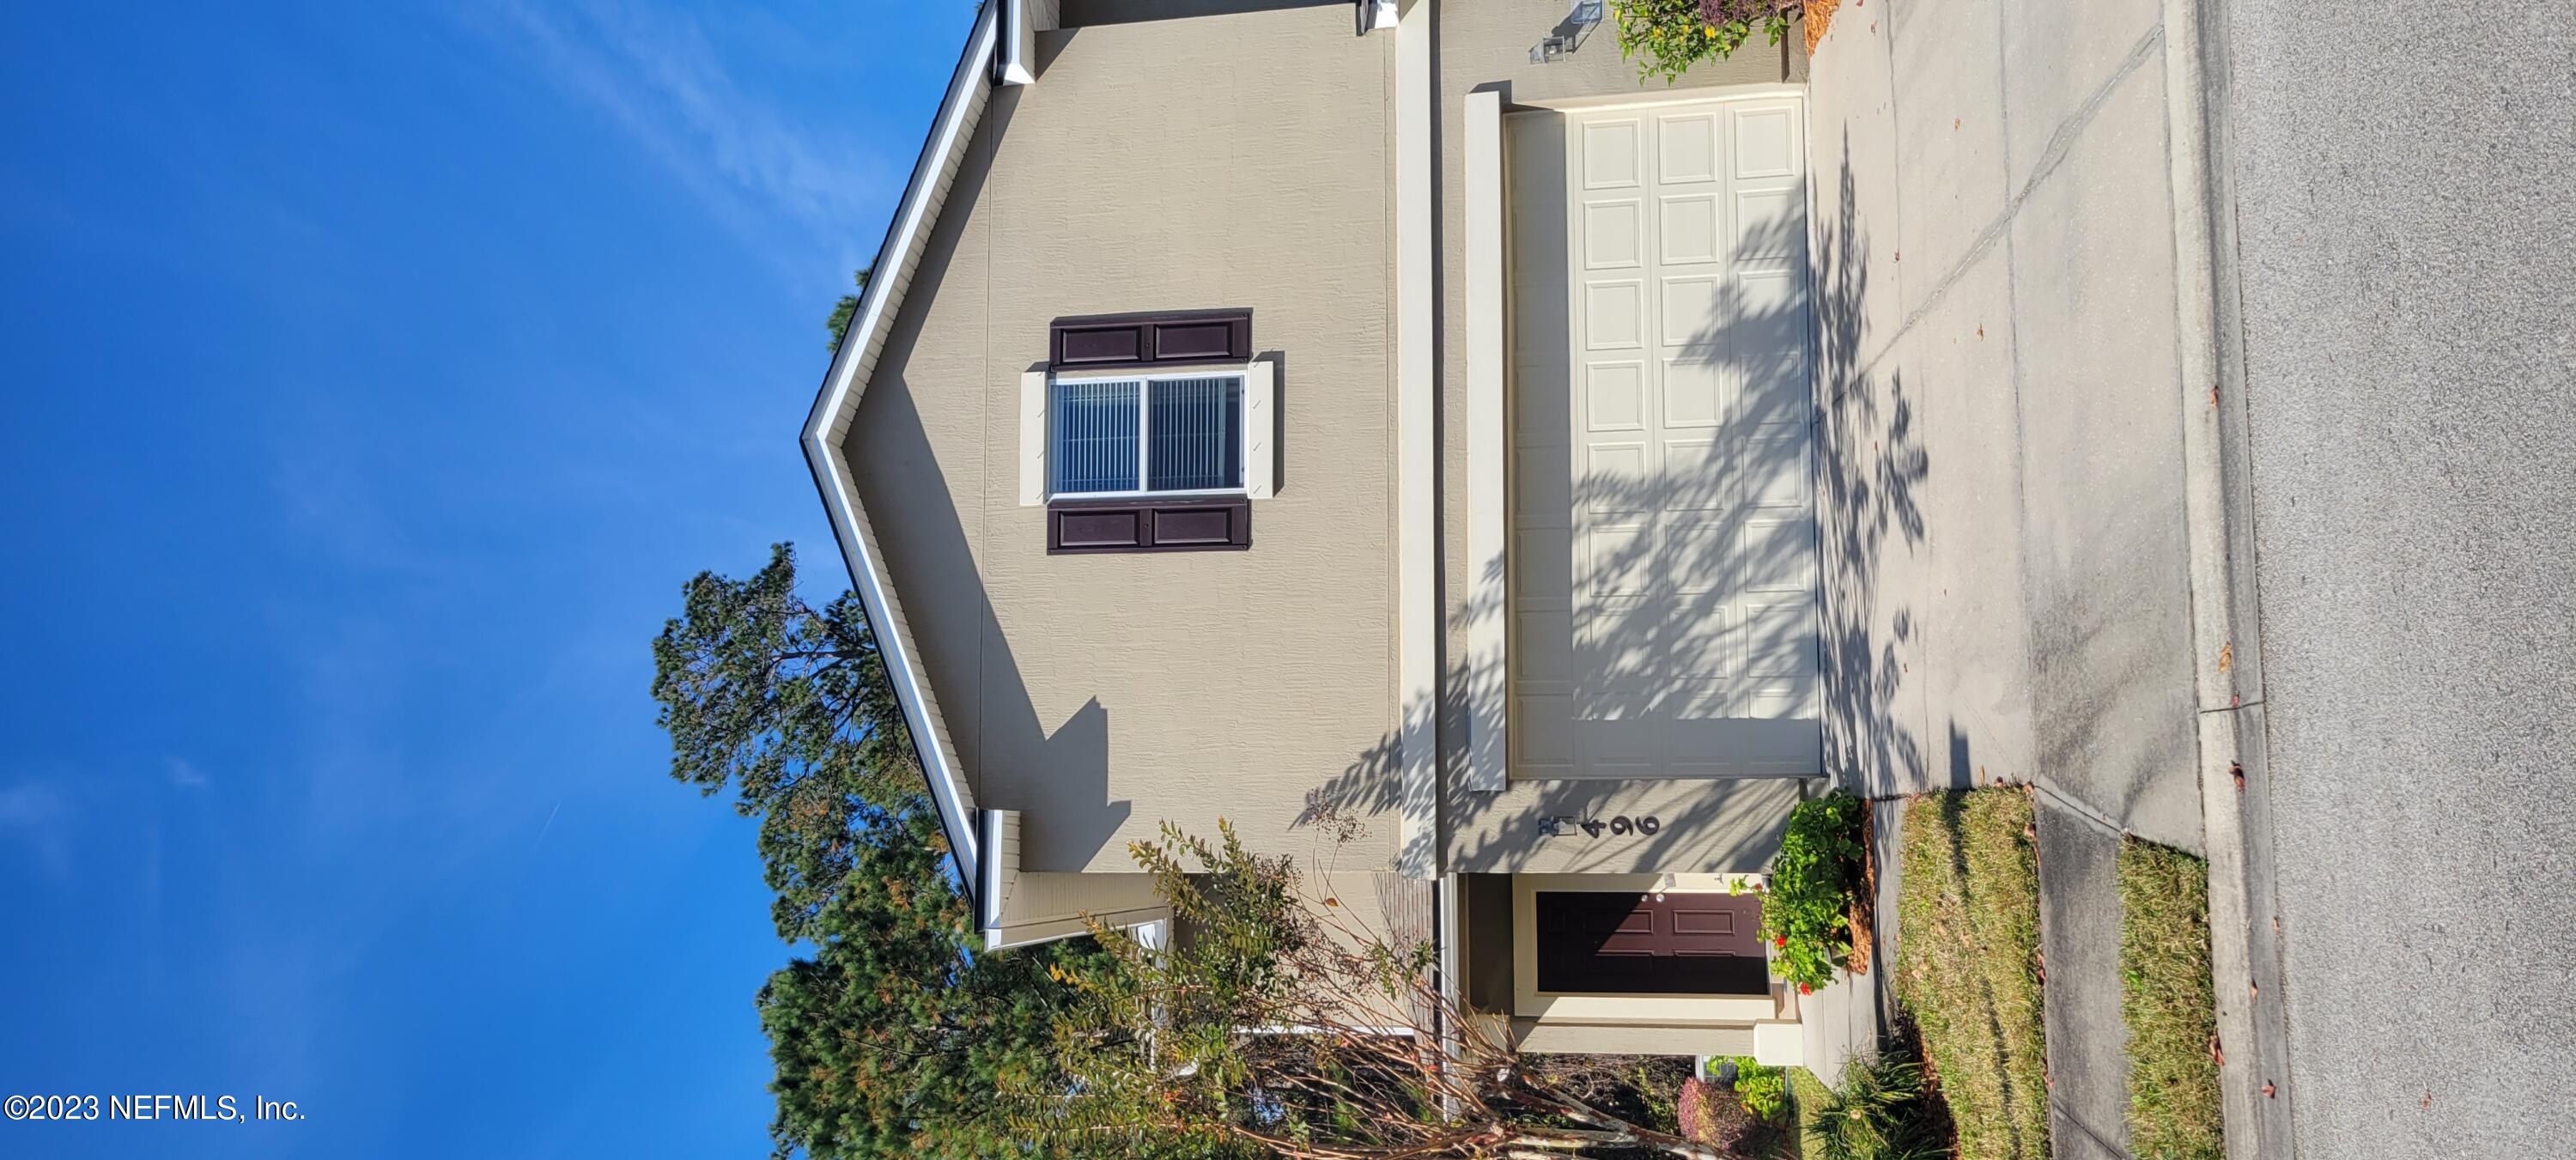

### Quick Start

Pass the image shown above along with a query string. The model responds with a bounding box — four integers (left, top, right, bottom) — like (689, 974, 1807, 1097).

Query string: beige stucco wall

(1436, 2, 1809, 874)
(844, 5, 1400, 883)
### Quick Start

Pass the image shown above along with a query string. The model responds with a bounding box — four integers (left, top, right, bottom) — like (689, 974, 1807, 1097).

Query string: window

(1048, 373, 1244, 498)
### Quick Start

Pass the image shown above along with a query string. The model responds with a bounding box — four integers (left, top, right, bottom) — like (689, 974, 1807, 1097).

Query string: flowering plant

(1612, 0, 1803, 84)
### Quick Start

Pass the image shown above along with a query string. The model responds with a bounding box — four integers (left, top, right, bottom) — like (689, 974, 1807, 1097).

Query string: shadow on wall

(847, 82, 1138, 874)
(1297, 133, 1936, 872)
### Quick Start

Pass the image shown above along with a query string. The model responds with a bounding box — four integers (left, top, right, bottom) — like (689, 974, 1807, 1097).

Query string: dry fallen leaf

(2218, 642, 2234, 673)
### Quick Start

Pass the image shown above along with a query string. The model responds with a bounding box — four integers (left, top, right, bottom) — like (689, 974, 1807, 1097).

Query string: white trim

(1463, 88, 1508, 794)
(1019, 370, 1048, 507)
(1513, 82, 1809, 114)
(1394, 0, 1440, 880)
(801, 2, 999, 896)
(999, 0, 1042, 86)
(986, 907, 1170, 950)
(1244, 358, 1276, 499)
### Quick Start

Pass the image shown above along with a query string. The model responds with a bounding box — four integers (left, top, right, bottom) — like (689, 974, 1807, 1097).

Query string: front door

(1510, 94, 1819, 780)
(1532, 890, 1768, 995)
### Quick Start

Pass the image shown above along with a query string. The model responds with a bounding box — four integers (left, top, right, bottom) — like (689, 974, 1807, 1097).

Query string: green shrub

(1804, 1051, 1947, 1160)
(1727, 1056, 1789, 1124)
(1748, 791, 1868, 990)
(1612, 0, 1804, 84)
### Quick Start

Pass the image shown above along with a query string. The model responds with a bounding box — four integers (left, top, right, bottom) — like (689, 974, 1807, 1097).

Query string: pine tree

(652, 544, 1100, 1158)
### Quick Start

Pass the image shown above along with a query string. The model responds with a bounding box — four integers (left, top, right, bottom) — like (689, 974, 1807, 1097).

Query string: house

(803, 0, 1822, 1064)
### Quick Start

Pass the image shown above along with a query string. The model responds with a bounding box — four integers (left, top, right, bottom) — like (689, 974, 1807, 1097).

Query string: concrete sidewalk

(2034, 789, 2135, 1160)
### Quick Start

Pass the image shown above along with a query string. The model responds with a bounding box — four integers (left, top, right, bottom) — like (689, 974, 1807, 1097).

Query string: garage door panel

(1582, 440, 1648, 495)
(1517, 608, 1575, 683)
(1736, 267, 1806, 350)
(1585, 362, 1648, 431)
(1743, 598, 1818, 678)
(1736, 188, 1804, 259)
(1656, 112, 1720, 183)
(1662, 609, 1735, 682)
(1583, 525, 1652, 598)
(1583, 200, 1645, 270)
(1662, 354, 1728, 428)
(1660, 276, 1726, 348)
(1666, 519, 1732, 594)
(1660, 439, 1729, 511)
(1582, 118, 1643, 187)
(1516, 528, 1573, 601)
(1516, 441, 1572, 513)
(1583, 281, 1646, 349)
(1659, 193, 1722, 264)
(1516, 94, 1817, 781)
(1741, 358, 1809, 432)
(1730, 105, 1800, 178)
(1740, 427, 1810, 508)
(1516, 695, 1575, 767)
(1741, 517, 1816, 593)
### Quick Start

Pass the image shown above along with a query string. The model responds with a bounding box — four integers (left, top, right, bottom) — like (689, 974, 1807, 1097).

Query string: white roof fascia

(802, 1, 1000, 904)
(999, 0, 1057, 85)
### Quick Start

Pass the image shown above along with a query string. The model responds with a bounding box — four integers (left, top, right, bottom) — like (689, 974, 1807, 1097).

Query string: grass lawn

(1783, 1066, 1832, 1158)
(2120, 840, 2225, 1160)
(1896, 788, 2049, 1160)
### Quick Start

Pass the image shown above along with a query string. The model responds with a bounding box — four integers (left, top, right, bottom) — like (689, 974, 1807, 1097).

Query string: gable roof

(802, 1, 1000, 904)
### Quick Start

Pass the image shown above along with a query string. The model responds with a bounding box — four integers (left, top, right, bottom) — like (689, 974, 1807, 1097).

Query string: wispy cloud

(0, 781, 74, 879)
(167, 756, 211, 789)
(476, 0, 886, 274)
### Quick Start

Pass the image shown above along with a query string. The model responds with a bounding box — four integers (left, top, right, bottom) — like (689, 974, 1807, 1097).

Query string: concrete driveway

(1806, 0, 2576, 1157)
(1804, 2, 2208, 1152)
(1805, 0, 2202, 853)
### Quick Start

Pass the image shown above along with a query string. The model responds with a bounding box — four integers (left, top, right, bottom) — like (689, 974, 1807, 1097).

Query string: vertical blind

(1050, 374, 1242, 495)
(1147, 376, 1242, 491)
(1050, 380, 1140, 495)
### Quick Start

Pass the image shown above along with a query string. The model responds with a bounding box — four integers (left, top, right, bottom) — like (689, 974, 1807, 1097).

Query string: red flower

(1775, 935, 1788, 948)
(1799, 982, 1813, 994)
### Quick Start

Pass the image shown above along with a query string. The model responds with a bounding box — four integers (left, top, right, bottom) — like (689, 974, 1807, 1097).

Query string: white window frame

(1044, 369, 1251, 501)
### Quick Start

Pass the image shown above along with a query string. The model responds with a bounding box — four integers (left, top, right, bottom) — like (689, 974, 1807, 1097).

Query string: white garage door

(1510, 95, 1817, 780)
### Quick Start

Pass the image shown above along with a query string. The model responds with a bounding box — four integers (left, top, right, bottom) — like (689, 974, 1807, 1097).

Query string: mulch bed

(1803, 0, 1844, 53)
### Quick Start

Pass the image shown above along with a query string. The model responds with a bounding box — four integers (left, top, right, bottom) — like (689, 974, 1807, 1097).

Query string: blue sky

(0, 3, 965, 1155)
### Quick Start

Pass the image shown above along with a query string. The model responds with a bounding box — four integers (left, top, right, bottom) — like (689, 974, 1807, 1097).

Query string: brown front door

(1534, 890, 1767, 995)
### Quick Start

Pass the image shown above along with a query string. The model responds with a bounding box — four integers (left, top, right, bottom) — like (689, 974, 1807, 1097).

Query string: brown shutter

(1048, 496, 1251, 554)
(1050, 309, 1252, 370)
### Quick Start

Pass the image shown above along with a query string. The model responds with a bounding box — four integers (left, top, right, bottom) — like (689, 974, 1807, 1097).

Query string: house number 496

(1540, 815, 1661, 838)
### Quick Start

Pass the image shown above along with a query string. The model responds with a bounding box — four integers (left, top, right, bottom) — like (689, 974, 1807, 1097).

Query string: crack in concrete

(1851, 23, 2168, 385)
